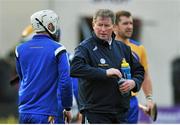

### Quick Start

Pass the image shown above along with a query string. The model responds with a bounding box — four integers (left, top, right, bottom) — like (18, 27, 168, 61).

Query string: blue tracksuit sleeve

(58, 52, 73, 108)
(15, 46, 22, 80)
(72, 77, 78, 102)
(70, 46, 107, 80)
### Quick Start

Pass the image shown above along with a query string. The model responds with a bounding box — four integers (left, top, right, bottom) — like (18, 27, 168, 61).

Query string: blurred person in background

(68, 53, 83, 124)
(70, 9, 144, 123)
(0, 56, 18, 118)
(114, 10, 155, 123)
(15, 9, 72, 124)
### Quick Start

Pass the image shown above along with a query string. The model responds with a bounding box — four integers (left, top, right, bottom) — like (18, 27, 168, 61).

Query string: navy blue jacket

(70, 33, 144, 114)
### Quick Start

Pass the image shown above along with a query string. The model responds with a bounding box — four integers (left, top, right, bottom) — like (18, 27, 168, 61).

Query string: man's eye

(98, 24, 103, 26)
(105, 25, 110, 27)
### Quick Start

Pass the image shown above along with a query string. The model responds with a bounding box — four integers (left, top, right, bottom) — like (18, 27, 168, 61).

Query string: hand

(139, 102, 158, 121)
(106, 68, 122, 78)
(63, 110, 72, 123)
(48, 116, 55, 124)
(119, 79, 135, 93)
(145, 100, 155, 114)
(75, 112, 83, 124)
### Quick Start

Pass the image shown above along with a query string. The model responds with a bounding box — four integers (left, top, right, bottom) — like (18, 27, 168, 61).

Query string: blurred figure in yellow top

(21, 25, 35, 43)
(114, 10, 155, 123)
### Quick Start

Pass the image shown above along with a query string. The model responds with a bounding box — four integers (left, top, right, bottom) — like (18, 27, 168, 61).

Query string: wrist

(132, 80, 136, 89)
(65, 108, 71, 111)
(146, 94, 153, 101)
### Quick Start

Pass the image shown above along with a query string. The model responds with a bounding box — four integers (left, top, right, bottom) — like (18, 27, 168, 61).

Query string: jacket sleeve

(57, 50, 73, 109)
(70, 45, 107, 80)
(15, 46, 22, 81)
(129, 49, 145, 92)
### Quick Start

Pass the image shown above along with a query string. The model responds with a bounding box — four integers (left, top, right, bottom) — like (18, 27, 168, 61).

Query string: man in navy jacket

(70, 9, 144, 123)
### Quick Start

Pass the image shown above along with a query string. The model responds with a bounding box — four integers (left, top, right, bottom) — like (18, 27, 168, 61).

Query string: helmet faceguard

(30, 10, 60, 42)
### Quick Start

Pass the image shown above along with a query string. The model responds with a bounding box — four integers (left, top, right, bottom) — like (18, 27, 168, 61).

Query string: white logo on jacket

(100, 58, 106, 64)
(93, 46, 98, 51)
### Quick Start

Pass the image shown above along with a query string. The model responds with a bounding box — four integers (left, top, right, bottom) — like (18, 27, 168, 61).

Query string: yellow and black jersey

(126, 39, 148, 72)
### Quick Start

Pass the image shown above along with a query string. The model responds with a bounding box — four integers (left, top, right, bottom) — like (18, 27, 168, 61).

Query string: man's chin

(99, 36, 108, 41)
(126, 34, 132, 38)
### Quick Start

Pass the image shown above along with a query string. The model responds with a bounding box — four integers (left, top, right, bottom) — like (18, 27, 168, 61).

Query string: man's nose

(128, 24, 133, 29)
(101, 25, 106, 31)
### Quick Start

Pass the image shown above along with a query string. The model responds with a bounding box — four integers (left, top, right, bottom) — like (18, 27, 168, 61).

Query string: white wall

(0, 0, 50, 57)
(0, 0, 179, 106)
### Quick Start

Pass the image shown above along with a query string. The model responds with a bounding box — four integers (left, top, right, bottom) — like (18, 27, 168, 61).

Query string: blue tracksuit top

(15, 34, 72, 116)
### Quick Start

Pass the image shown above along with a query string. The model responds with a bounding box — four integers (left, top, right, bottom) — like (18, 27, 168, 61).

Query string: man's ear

(92, 21, 95, 30)
(113, 24, 118, 34)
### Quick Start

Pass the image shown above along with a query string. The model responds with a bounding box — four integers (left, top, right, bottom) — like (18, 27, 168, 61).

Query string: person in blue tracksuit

(70, 9, 145, 124)
(15, 10, 72, 124)
(68, 53, 83, 123)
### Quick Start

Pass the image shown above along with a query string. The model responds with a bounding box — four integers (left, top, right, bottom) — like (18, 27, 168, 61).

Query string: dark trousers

(82, 111, 128, 124)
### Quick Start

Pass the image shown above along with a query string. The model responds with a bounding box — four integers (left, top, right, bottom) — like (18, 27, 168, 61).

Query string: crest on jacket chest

(98, 58, 109, 67)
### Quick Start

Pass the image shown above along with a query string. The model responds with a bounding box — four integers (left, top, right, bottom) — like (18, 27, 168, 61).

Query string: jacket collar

(33, 34, 52, 40)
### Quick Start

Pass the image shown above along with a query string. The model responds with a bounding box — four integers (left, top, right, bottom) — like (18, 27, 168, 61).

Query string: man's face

(93, 16, 113, 41)
(116, 16, 133, 39)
